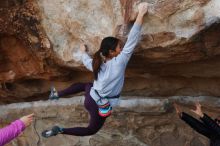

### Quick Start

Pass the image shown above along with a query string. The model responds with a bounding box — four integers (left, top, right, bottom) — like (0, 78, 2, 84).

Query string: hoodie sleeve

(82, 53, 93, 72)
(200, 113, 220, 135)
(180, 112, 212, 138)
(115, 23, 142, 66)
(0, 120, 25, 146)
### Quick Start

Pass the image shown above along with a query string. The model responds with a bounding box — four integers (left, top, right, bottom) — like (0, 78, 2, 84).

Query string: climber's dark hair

(92, 37, 119, 80)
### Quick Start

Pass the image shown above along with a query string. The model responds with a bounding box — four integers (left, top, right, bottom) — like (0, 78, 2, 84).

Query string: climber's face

(115, 43, 122, 56)
(109, 43, 122, 58)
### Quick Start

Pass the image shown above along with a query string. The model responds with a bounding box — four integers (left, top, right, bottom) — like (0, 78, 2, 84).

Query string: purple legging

(58, 82, 106, 136)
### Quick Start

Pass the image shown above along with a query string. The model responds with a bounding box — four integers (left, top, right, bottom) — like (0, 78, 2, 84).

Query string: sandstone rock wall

(1, 0, 220, 103)
(2, 96, 219, 146)
(1, 1, 220, 145)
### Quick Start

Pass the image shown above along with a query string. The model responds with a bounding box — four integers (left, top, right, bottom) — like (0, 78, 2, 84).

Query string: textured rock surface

(2, 96, 219, 146)
(1, 1, 220, 145)
(37, 0, 123, 65)
(1, 0, 220, 102)
(37, 0, 220, 65)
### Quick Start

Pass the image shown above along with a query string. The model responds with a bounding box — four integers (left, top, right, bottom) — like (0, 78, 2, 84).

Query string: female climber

(42, 2, 149, 137)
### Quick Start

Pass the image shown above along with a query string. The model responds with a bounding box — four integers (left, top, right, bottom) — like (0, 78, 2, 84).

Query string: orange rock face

(1, 0, 220, 103)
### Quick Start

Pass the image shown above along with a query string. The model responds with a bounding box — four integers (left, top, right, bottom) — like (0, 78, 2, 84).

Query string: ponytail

(92, 37, 119, 80)
(92, 50, 102, 80)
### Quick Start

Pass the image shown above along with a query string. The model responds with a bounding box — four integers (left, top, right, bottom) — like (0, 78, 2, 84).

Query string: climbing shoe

(49, 86, 59, 100)
(42, 126, 63, 138)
